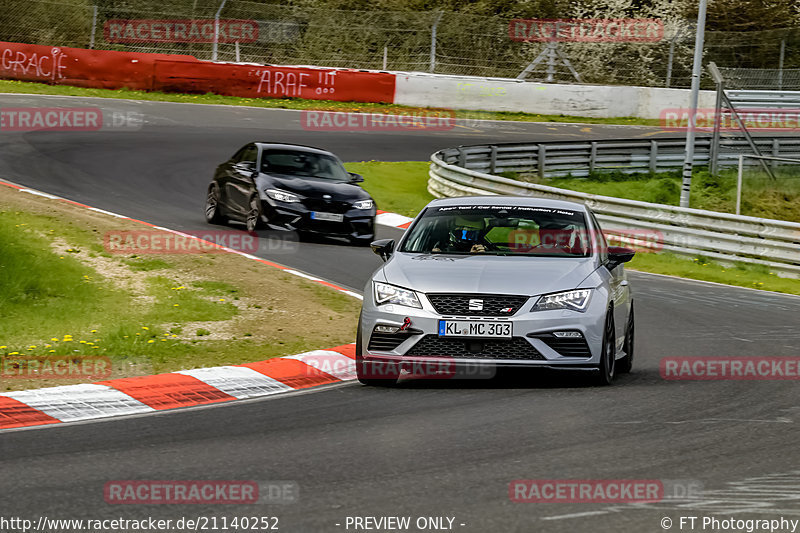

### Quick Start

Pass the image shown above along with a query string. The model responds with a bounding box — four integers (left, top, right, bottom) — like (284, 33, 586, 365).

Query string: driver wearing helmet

(432, 215, 487, 253)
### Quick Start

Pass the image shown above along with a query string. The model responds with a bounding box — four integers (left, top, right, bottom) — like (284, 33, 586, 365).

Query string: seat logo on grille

(468, 299, 484, 311)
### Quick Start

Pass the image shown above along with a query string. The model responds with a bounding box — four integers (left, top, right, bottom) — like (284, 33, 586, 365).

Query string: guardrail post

(538, 145, 546, 179)
(457, 148, 466, 168)
(489, 145, 498, 174)
(650, 140, 658, 174)
(589, 142, 597, 174)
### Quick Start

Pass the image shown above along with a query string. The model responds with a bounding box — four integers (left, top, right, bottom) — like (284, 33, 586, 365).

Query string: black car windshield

(261, 150, 351, 181)
(400, 204, 595, 257)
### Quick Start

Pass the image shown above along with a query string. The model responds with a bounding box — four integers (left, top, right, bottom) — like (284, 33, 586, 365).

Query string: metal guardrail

(428, 139, 800, 277)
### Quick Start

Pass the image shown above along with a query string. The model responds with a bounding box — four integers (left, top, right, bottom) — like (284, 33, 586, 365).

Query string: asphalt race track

(1, 94, 800, 532)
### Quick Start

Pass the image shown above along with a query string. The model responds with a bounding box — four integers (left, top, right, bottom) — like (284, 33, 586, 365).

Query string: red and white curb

(0, 179, 419, 431)
(0, 344, 356, 430)
(376, 210, 413, 229)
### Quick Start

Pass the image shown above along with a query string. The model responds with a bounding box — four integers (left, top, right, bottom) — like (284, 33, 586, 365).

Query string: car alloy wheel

(246, 196, 262, 232)
(618, 303, 634, 374)
(205, 186, 224, 224)
(595, 310, 616, 386)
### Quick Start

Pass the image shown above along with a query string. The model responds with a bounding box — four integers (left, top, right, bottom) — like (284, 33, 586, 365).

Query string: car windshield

(400, 204, 594, 257)
(261, 150, 351, 181)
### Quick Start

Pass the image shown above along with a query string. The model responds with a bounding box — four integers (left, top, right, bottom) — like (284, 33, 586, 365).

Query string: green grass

(346, 161, 800, 295)
(527, 167, 800, 223)
(345, 161, 434, 217)
(0, 79, 660, 127)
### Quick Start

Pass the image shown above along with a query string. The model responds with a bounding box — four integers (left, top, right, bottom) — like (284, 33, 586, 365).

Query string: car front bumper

(261, 199, 375, 238)
(359, 289, 609, 371)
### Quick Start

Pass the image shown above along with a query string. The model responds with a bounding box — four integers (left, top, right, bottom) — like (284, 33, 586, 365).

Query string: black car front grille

(529, 333, 592, 357)
(405, 335, 545, 360)
(303, 198, 351, 214)
(426, 293, 530, 317)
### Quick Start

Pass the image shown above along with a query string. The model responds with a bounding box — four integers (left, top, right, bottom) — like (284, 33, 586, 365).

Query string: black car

(205, 143, 376, 244)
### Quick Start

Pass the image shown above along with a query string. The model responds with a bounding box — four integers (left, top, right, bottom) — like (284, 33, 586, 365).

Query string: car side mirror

(349, 172, 364, 183)
(370, 239, 394, 261)
(606, 246, 635, 271)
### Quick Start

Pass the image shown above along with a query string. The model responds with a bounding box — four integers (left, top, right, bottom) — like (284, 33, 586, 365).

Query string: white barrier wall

(393, 73, 716, 119)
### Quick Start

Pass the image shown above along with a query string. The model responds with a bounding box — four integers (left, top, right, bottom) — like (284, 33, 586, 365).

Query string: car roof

(254, 142, 334, 156)
(426, 195, 588, 212)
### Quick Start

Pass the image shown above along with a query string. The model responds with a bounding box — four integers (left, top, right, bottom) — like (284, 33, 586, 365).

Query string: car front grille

(303, 198, 351, 214)
(426, 293, 530, 317)
(405, 335, 545, 360)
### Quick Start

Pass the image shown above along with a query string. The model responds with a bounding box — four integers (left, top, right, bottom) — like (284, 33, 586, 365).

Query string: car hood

(258, 173, 371, 201)
(380, 252, 599, 296)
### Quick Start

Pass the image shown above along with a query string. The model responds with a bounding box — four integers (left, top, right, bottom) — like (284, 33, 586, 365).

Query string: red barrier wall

(0, 41, 396, 103)
(153, 60, 396, 103)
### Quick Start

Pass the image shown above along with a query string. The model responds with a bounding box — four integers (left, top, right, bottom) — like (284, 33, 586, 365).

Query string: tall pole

(212, 0, 227, 62)
(679, 0, 708, 208)
(429, 11, 443, 73)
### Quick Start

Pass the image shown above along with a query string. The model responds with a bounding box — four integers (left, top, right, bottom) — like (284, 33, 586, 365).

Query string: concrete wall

(393, 73, 716, 119)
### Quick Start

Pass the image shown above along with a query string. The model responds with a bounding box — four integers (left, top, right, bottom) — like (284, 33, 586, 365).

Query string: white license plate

(438, 320, 512, 338)
(311, 211, 344, 222)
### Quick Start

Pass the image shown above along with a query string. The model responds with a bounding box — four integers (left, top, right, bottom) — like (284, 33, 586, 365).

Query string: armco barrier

(0, 41, 396, 103)
(429, 142, 800, 277)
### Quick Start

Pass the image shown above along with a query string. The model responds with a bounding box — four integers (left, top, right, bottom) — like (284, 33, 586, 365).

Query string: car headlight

(532, 289, 592, 312)
(265, 189, 301, 203)
(374, 282, 421, 308)
(353, 199, 374, 210)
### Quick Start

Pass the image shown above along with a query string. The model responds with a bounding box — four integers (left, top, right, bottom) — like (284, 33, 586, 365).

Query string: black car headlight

(353, 199, 374, 210)
(265, 189, 302, 203)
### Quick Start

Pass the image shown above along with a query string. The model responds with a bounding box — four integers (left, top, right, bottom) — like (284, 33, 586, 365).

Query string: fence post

(212, 0, 228, 61)
(666, 37, 675, 87)
(489, 145, 497, 174)
(89, 5, 98, 49)
(457, 147, 466, 168)
(589, 142, 597, 174)
(778, 39, 786, 90)
(429, 11, 443, 73)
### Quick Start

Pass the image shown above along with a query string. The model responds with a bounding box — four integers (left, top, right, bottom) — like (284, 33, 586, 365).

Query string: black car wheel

(245, 196, 263, 232)
(618, 303, 634, 374)
(594, 310, 616, 386)
(205, 186, 225, 225)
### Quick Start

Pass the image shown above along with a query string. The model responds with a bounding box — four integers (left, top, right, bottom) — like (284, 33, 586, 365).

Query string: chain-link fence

(1, 0, 798, 89)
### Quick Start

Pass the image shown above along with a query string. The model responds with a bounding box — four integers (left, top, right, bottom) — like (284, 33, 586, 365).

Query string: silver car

(357, 196, 635, 386)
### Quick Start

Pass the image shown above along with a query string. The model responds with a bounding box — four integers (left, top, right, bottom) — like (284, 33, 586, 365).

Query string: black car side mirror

(606, 246, 636, 271)
(370, 239, 394, 261)
(349, 172, 364, 183)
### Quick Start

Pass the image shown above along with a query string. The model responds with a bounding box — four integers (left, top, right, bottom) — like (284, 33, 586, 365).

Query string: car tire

(594, 310, 616, 386)
(245, 196, 263, 232)
(356, 315, 399, 386)
(618, 303, 634, 374)
(205, 185, 225, 225)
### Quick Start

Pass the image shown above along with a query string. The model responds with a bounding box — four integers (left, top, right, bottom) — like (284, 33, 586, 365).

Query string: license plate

(438, 320, 512, 338)
(311, 211, 344, 222)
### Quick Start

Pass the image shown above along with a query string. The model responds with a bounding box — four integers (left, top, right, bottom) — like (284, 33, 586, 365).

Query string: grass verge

(0, 184, 362, 392)
(351, 161, 800, 296)
(0, 79, 660, 127)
